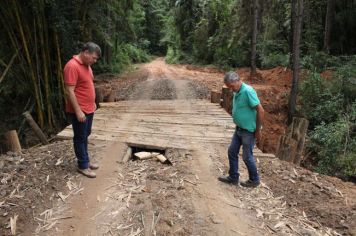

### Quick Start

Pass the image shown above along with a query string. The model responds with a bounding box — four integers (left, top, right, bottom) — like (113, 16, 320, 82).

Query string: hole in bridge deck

(127, 143, 171, 165)
(124, 143, 190, 165)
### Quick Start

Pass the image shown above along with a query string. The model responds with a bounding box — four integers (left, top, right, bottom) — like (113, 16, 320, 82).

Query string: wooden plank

(126, 142, 167, 151)
(121, 146, 132, 163)
(92, 118, 235, 127)
(58, 129, 232, 143)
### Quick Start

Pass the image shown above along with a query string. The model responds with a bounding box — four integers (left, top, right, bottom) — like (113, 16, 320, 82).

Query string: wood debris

(134, 151, 160, 160)
(156, 154, 172, 165)
(10, 214, 18, 235)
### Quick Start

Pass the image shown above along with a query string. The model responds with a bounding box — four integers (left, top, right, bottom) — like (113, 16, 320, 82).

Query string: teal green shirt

(232, 83, 260, 132)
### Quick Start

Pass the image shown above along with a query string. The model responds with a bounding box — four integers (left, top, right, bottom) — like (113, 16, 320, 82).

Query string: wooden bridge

(58, 99, 273, 157)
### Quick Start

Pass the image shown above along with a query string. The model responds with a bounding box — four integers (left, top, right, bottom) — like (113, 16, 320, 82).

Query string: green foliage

(337, 56, 356, 101)
(300, 52, 344, 71)
(300, 72, 343, 128)
(261, 52, 289, 68)
(308, 114, 356, 178)
(142, 0, 169, 54)
(95, 44, 151, 74)
(301, 61, 356, 179)
(165, 46, 181, 64)
(258, 40, 289, 68)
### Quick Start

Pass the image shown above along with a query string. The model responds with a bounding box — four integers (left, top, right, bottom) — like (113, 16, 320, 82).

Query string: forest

(0, 0, 355, 180)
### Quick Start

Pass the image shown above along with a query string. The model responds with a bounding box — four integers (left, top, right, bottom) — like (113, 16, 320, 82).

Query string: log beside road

(23, 111, 49, 145)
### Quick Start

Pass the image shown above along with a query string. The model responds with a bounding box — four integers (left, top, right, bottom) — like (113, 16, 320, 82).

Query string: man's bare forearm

(256, 104, 264, 131)
(66, 86, 82, 114)
(66, 85, 86, 122)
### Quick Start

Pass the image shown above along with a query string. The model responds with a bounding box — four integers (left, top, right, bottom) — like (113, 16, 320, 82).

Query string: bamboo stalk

(12, 0, 44, 127)
(37, 5, 53, 129)
(54, 31, 66, 116)
(0, 50, 19, 84)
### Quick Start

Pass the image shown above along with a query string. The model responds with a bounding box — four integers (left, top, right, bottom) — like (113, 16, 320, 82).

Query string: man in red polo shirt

(64, 42, 101, 178)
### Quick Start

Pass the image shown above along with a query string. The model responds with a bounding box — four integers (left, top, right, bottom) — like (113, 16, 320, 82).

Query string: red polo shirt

(64, 56, 96, 114)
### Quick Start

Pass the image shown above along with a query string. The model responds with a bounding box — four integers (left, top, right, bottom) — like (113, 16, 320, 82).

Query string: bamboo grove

(0, 0, 152, 134)
(0, 1, 63, 130)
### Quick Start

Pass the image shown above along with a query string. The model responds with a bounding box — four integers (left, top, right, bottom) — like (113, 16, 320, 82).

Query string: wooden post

(276, 117, 309, 165)
(290, 117, 309, 164)
(210, 90, 221, 103)
(23, 112, 49, 145)
(95, 87, 104, 103)
(121, 146, 132, 163)
(221, 86, 233, 114)
(4, 130, 21, 153)
(106, 90, 116, 102)
(103, 88, 112, 102)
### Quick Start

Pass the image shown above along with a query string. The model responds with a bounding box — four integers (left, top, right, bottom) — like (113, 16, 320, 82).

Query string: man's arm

(255, 104, 265, 143)
(65, 85, 86, 122)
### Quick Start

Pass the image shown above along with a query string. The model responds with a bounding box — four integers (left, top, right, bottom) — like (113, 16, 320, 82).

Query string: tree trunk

(323, 0, 335, 54)
(5, 130, 22, 153)
(250, 0, 259, 76)
(289, 0, 297, 68)
(288, 0, 303, 124)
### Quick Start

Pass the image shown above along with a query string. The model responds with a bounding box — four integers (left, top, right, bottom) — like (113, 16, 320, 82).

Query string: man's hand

(255, 129, 262, 142)
(255, 104, 264, 148)
(255, 128, 263, 149)
(76, 110, 86, 122)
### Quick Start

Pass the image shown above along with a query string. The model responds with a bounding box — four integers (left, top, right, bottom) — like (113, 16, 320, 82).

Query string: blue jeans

(228, 128, 260, 182)
(69, 113, 94, 169)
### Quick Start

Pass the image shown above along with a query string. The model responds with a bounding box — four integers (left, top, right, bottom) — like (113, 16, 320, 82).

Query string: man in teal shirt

(218, 71, 264, 187)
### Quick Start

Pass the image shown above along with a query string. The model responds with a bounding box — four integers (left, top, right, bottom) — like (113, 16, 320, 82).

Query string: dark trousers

(69, 113, 94, 169)
(228, 128, 260, 182)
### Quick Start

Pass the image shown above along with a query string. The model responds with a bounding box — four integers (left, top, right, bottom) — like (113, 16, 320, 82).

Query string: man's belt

(236, 126, 249, 132)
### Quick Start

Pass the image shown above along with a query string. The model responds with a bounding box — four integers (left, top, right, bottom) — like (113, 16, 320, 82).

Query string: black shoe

(240, 180, 260, 188)
(218, 176, 239, 185)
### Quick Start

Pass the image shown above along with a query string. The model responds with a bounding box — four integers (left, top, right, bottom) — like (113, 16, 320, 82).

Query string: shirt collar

(73, 55, 84, 65)
(236, 83, 246, 94)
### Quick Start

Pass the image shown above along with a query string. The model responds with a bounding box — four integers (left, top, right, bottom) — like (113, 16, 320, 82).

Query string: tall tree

(250, 0, 259, 76)
(323, 0, 335, 54)
(289, 0, 297, 68)
(288, 0, 304, 123)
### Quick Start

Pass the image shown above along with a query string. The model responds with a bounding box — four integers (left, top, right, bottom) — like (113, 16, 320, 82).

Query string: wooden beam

(221, 86, 233, 114)
(121, 146, 132, 163)
(126, 142, 166, 151)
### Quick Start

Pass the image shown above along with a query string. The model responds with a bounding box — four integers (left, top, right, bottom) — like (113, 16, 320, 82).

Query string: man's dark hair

(81, 42, 101, 57)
